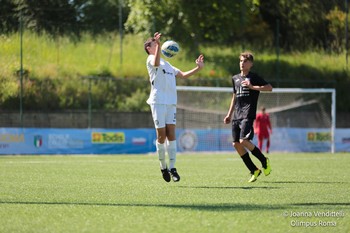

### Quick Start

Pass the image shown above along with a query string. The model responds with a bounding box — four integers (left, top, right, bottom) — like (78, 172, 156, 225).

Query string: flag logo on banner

(34, 135, 43, 148)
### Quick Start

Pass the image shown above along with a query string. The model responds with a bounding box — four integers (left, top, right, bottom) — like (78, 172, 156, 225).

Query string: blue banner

(0, 127, 349, 154)
(176, 128, 350, 153)
(0, 128, 156, 154)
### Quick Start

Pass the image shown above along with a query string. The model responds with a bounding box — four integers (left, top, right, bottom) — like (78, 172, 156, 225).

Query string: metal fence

(1, 110, 349, 129)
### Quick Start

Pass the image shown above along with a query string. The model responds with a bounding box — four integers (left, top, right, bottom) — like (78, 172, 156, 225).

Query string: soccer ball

(161, 40, 180, 58)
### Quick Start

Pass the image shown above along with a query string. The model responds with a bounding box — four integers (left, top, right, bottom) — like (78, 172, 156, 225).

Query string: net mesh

(176, 87, 333, 129)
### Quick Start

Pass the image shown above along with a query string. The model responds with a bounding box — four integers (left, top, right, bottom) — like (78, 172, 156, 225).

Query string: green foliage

(0, 0, 17, 33)
(326, 6, 348, 53)
(0, 0, 347, 54)
(58, 77, 86, 109)
(124, 0, 347, 53)
(79, 0, 130, 35)
(1, 0, 130, 39)
(1, 0, 349, 114)
(16, 0, 83, 38)
(259, 0, 347, 51)
(125, 0, 267, 53)
(118, 88, 149, 111)
(0, 75, 17, 103)
(1, 32, 350, 112)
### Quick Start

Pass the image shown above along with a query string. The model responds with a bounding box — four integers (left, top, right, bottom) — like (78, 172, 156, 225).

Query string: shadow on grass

(0, 200, 283, 211)
(178, 185, 281, 190)
(291, 203, 350, 206)
(262, 181, 347, 184)
(1, 200, 348, 211)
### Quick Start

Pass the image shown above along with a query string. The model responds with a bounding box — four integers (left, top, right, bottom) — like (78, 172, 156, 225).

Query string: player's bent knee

(232, 141, 241, 149)
(157, 136, 166, 144)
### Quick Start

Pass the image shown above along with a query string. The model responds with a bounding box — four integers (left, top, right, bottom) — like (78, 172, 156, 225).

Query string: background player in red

(254, 106, 272, 153)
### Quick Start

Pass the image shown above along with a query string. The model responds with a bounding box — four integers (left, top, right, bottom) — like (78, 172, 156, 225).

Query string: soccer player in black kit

(224, 51, 272, 182)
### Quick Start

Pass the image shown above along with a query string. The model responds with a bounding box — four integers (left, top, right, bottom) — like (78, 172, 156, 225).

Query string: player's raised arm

(176, 54, 204, 78)
(153, 32, 161, 67)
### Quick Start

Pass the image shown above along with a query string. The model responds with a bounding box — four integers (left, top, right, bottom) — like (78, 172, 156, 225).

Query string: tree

(326, 6, 348, 53)
(0, 0, 18, 33)
(124, 0, 263, 53)
(79, 0, 130, 35)
(14, 0, 83, 38)
(259, 0, 346, 51)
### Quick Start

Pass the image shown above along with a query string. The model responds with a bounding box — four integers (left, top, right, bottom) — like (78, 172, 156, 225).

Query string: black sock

(251, 146, 267, 168)
(241, 153, 258, 174)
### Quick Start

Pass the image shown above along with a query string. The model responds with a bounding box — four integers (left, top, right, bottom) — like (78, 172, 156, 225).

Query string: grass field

(1, 32, 348, 79)
(0, 153, 349, 233)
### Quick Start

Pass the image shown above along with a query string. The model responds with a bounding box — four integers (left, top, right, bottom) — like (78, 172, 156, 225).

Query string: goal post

(176, 86, 336, 153)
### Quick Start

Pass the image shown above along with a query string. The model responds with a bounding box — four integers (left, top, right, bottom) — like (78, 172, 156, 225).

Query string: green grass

(1, 32, 348, 80)
(0, 153, 349, 233)
(0, 32, 216, 79)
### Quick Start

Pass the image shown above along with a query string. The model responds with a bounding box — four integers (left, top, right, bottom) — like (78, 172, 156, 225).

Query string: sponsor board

(92, 132, 125, 144)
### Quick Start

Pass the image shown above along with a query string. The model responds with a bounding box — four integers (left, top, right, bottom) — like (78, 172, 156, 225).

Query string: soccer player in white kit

(144, 32, 204, 182)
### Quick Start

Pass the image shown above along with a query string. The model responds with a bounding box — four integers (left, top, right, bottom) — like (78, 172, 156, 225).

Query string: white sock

(156, 141, 167, 169)
(167, 140, 177, 169)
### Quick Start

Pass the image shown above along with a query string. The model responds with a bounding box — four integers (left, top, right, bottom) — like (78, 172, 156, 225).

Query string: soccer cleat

(170, 168, 181, 182)
(263, 157, 272, 176)
(161, 168, 171, 182)
(248, 169, 261, 183)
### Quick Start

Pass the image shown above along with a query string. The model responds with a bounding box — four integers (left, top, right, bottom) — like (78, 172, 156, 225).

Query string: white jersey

(146, 55, 180, 105)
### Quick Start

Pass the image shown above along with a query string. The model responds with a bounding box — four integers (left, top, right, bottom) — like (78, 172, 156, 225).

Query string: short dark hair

(144, 38, 155, 54)
(240, 51, 254, 62)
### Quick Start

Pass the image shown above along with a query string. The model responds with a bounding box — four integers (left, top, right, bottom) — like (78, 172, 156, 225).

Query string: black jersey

(232, 72, 268, 120)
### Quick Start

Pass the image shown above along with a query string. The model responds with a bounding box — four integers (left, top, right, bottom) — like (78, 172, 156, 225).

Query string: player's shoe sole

(248, 169, 261, 182)
(161, 168, 171, 182)
(170, 168, 180, 182)
(263, 157, 271, 176)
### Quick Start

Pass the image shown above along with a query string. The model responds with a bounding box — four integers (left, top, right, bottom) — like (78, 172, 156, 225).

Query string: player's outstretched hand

(153, 32, 161, 44)
(196, 54, 204, 69)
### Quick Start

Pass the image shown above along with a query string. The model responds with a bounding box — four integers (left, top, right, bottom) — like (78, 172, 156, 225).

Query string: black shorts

(232, 119, 255, 142)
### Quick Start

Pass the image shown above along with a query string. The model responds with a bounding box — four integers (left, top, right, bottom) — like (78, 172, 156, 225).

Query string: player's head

(240, 51, 254, 62)
(144, 38, 156, 54)
(261, 106, 266, 113)
(239, 51, 254, 72)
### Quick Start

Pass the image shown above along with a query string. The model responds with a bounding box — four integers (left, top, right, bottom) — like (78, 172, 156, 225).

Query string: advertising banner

(176, 128, 350, 153)
(0, 128, 349, 154)
(0, 128, 155, 155)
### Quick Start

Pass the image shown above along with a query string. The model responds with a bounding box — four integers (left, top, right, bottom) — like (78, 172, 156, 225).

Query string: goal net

(176, 86, 336, 153)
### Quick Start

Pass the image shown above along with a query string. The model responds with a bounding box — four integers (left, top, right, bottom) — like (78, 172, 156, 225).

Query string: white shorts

(150, 104, 176, 128)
